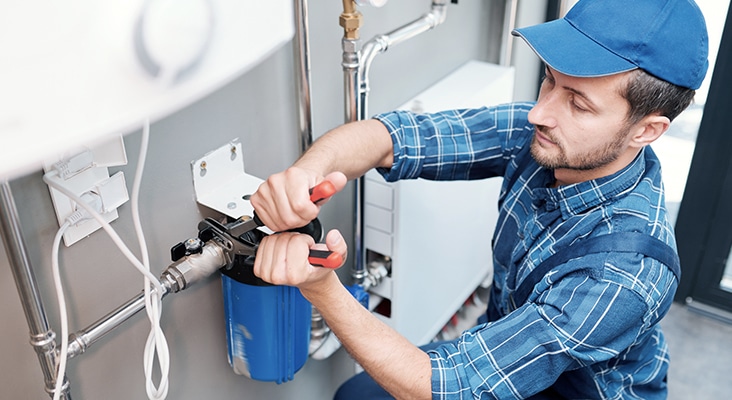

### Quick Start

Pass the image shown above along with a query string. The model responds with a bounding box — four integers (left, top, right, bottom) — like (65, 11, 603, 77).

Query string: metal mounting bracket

(190, 140, 263, 220)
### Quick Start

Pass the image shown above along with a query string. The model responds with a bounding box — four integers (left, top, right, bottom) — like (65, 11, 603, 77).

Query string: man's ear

(629, 114, 671, 148)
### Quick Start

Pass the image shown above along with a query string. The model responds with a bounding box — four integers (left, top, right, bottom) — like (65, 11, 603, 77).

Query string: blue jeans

(332, 338, 565, 399)
(333, 340, 453, 400)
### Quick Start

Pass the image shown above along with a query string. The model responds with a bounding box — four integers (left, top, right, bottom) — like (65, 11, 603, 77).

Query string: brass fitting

(340, 0, 362, 40)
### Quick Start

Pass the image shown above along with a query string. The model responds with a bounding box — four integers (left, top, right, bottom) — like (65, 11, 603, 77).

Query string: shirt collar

(533, 149, 646, 218)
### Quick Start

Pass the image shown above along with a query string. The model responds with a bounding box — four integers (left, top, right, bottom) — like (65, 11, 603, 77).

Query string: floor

(661, 303, 732, 399)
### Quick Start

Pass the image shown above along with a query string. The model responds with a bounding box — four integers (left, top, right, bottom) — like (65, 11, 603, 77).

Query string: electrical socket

(44, 136, 129, 246)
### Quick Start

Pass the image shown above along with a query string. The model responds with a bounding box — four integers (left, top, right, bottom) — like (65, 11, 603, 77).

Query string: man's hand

(251, 168, 347, 232)
(253, 229, 347, 290)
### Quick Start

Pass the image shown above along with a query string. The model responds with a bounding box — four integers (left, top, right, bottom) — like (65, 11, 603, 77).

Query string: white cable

(52, 221, 71, 400)
(42, 174, 163, 292)
(43, 119, 169, 399)
(51, 202, 108, 400)
(134, 120, 170, 400)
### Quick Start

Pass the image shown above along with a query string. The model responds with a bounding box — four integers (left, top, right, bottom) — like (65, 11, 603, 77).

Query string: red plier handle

(309, 180, 337, 204)
(308, 181, 340, 268)
(308, 249, 343, 269)
(253, 180, 337, 226)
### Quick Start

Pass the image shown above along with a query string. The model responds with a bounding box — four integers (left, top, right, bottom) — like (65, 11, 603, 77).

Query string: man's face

(528, 67, 638, 183)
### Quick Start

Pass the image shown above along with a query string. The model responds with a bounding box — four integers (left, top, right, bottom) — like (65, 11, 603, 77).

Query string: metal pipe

(67, 282, 171, 359)
(294, 0, 314, 154)
(345, 0, 450, 284)
(357, 0, 448, 120)
(343, 38, 361, 124)
(344, 39, 365, 284)
(339, 1, 365, 284)
(0, 197, 224, 395)
(0, 181, 70, 399)
(67, 241, 226, 358)
(295, 0, 344, 357)
(352, 166, 366, 284)
(499, 0, 519, 67)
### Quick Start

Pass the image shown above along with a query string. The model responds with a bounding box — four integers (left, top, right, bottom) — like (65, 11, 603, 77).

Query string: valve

(170, 237, 204, 261)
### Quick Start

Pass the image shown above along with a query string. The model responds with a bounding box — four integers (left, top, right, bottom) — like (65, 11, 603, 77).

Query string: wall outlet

(44, 136, 129, 246)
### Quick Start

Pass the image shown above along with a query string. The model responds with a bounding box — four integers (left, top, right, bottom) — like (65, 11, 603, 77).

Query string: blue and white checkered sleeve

(373, 104, 534, 182)
(427, 268, 655, 399)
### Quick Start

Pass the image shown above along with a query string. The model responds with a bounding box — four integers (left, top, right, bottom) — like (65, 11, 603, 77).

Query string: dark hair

(623, 69, 696, 124)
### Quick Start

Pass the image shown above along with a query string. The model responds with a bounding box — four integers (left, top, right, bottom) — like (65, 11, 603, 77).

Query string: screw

(200, 161, 207, 170)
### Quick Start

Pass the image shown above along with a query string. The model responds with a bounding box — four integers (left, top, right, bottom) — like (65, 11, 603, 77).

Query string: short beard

(530, 125, 629, 171)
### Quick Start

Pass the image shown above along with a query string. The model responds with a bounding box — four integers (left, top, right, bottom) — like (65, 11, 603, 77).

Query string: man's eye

(571, 100, 588, 112)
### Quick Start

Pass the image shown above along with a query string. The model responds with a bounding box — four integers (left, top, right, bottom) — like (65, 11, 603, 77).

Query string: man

(250, 0, 709, 398)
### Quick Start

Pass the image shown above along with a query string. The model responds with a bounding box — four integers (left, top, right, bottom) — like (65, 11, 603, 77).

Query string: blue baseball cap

(512, 0, 709, 90)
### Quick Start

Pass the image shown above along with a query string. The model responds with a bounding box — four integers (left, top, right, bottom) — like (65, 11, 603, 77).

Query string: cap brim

(512, 18, 637, 78)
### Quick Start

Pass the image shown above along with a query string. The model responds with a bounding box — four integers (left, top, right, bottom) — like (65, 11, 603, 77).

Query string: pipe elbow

(66, 333, 88, 359)
(358, 36, 388, 81)
(429, 3, 448, 27)
(362, 35, 389, 58)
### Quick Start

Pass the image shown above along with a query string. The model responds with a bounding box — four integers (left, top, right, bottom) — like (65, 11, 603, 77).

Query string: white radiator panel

(364, 61, 514, 345)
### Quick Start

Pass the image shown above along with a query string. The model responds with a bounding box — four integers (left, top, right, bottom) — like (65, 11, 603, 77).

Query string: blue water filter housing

(220, 264, 311, 383)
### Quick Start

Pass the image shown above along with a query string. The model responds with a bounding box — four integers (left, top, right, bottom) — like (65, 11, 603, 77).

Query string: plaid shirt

(374, 103, 678, 399)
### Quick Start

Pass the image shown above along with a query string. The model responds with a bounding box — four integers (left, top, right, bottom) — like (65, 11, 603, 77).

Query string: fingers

(251, 168, 348, 232)
(324, 229, 348, 268)
(253, 232, 316, 286)
(253, 230, 348, 287)
(251, 168, 318, 231)
(322, 172, 348, 198)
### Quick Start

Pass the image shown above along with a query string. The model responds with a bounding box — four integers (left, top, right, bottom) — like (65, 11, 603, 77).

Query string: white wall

(0, 1, 522, 399)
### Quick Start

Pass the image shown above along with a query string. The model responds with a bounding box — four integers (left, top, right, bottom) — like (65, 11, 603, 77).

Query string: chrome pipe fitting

(162, 241, 227, 293)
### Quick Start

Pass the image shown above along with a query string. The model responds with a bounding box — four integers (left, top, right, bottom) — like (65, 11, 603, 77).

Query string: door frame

(674, 3, 732, 315)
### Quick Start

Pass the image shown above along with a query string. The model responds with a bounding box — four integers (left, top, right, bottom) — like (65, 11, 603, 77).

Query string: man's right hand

(250, 167, 347, 232)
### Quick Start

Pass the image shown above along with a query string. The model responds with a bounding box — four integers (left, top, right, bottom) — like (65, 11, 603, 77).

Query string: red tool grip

(308, 249, 343, 269)
(309, 181, 337, 204)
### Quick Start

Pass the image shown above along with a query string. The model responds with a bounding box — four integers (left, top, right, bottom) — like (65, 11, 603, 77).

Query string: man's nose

(528, 91, 558, 129)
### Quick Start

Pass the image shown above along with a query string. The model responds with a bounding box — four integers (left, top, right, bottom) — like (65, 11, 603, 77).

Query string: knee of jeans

(334, 371, 393, 400)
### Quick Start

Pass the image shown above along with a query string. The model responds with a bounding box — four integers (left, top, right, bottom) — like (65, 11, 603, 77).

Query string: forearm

(302, 274, 432, 400)
(294, 119, 394, 180)
(252, 230, 431, 397)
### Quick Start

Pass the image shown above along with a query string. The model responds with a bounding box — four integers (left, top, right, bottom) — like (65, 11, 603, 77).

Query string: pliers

(172, 181, 342, 269)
